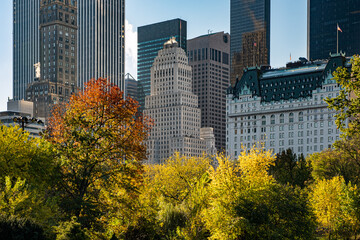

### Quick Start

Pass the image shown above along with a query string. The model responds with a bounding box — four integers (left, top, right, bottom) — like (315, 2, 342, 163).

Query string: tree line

(1, 56, 360, 239)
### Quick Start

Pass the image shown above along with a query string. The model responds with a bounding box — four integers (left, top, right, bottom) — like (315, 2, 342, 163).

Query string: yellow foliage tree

(310, 176, 352, 239)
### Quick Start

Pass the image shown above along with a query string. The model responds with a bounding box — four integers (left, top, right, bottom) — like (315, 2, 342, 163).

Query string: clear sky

(0, 0, 307, 111)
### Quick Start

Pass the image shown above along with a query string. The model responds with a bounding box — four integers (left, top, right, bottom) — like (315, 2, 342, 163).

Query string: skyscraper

(13, 0, 40, 101)
(308, 0, 360, 60)
(144, 38, 216, 164)
(77, 0, 125, 90)
(230, 0, 270, 86)
(188, 32, 230, 152)
(138, 19, 187, 110)
(26, 0, 78, 120)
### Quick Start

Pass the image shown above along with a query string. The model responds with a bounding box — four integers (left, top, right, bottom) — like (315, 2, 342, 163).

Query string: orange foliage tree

(46, 78, 152, 229)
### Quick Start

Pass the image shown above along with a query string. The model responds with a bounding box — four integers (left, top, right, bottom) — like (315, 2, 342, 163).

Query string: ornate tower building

(144, 38, 216, 164)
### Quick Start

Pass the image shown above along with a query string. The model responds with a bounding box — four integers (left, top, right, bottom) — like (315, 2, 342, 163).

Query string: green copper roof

(228, 55, 348, 102)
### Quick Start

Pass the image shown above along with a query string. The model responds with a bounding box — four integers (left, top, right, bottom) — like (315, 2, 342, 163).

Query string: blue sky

(0, 0, 307, 111)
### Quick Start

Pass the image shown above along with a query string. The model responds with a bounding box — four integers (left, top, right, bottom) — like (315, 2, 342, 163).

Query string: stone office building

(226, 54, 348, 158)
(188, 32, 230, 152)
(26, 0, 78, 121)
(144, 38, 216, 164)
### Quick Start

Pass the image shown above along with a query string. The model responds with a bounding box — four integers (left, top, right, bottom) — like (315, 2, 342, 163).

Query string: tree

(0, 215, 47, 240)
(203, 148, 316, 240)
(46, 78, 152, 231)
(325, 55, 360, 136)
(0, 125, 55, 187)
(309, 176, 353, 239)
(0, 126, 60, 235)
(124, 154, 212, 240)
(270, 149, 312, 188)
(53, 217, 90, 240)
(307, 137, 360, 186)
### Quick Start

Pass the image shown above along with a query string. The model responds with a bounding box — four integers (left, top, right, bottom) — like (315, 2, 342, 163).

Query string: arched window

(262, 116, 266, 126)
(299, 112, 304, 122)
(271, 115, 275, 125)
(289, 113, 294, 123)
(280, 114, 284, 124)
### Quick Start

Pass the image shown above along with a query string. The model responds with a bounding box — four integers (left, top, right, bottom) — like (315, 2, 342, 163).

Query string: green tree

(0, 125, 55, 186)
(325, 55, 360, 136)
(53, 217, 90, 240)
(270, 149, 312, 188)
(307, 137, 360, 186)
(0, 126, 60, 235)
(0, 214, 47, 240)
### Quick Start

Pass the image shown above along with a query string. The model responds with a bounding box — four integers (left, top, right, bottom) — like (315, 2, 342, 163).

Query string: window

(289, 113, 294, 123)
(271, 115, 275, 124)
(280, 114, 284, 123)
(299, 112, 304, 121)
(261, 116, 266, 125)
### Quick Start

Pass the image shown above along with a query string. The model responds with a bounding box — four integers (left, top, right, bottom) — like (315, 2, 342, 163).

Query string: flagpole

(337, 23, 339, 54)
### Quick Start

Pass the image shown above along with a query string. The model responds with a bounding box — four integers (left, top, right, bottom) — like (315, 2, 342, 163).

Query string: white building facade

(144, 38, 216, 164)
(226, 54, 349, 158)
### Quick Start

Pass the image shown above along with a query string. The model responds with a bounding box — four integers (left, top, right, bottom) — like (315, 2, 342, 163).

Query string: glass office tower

(77, 0, 125, 90)
(13, 0, 40, 100)
(137, 18, 187, 111)
(308, 0, 360, 60)
(230, 0, 270, 86)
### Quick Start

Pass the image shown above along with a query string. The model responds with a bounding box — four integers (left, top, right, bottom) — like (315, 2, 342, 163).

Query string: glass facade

(230, 0, 270, 86)
(137, 19, 187, 111)
(13, 0, 40, 101)
(77, 0, 125, 90)
(308, 0, 360, 60)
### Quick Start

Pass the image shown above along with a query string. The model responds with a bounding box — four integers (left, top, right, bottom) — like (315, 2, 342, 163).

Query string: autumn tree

(203, 148, 316, 240)
(121, 154, 212, 239)
(46, 78, 151, 232)
(309, 176, 356, 239)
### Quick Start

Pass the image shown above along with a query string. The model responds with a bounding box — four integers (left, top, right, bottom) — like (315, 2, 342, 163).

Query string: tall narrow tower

(13, 0, 40, 101)
(77, 0, 125, 90)
(230, 0, 270, 85)
(26, 0, 78, 121)
(144, 38, 216, 164)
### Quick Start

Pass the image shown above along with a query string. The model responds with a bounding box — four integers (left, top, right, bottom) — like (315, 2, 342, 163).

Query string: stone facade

(144, 38, 216, 164)
(26, 0, 78, 121)
(226, 54, 348, 158)
(188, 32, 230, 152)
